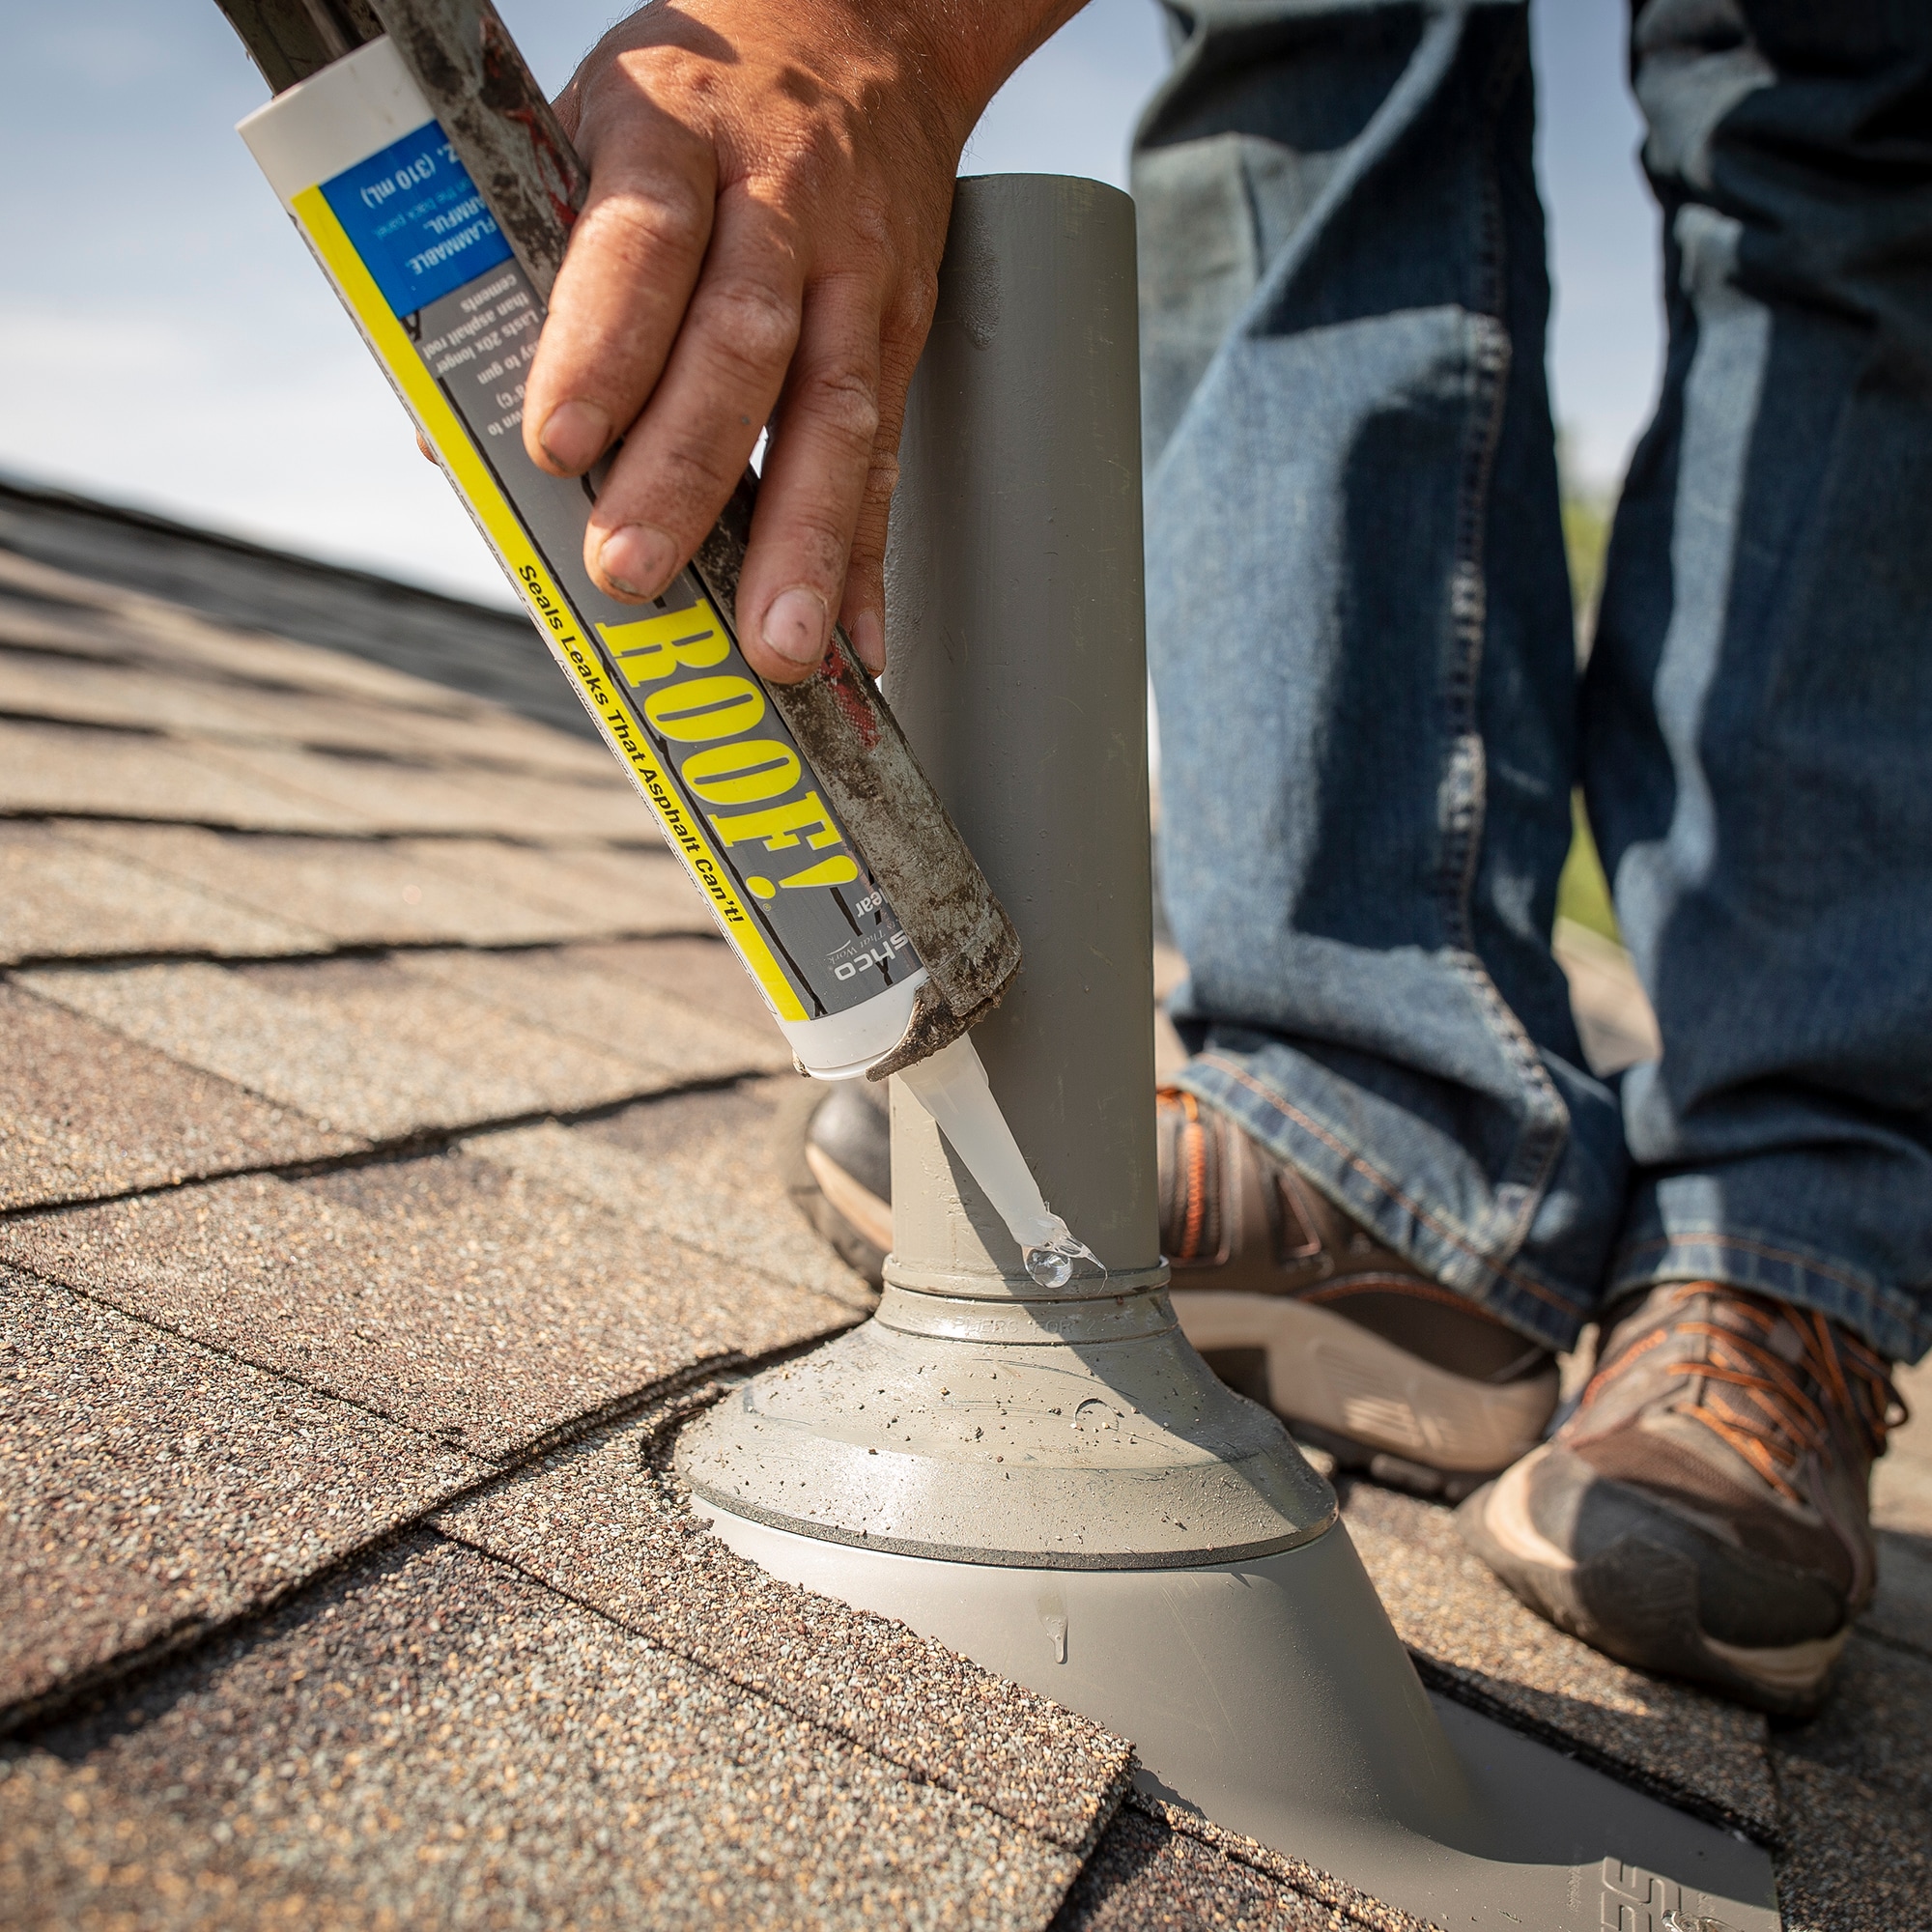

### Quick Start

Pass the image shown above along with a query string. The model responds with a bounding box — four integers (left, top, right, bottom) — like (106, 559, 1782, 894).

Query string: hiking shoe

(1156, 1089, 1558, 1499)
(1458, 1282, 1905, 1715)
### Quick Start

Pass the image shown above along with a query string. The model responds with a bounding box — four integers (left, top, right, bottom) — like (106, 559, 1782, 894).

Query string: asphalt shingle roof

(2, 490, 1928, 1929)
(1049, 1794, 1434, 1932)
(0, 984, 355, 1210)
(1, 1264, 482, 1721)
(5, 1535, 1100, 1932)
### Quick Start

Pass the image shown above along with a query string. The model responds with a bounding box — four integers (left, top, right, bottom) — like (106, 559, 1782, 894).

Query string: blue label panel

(320, 120, 513, 318)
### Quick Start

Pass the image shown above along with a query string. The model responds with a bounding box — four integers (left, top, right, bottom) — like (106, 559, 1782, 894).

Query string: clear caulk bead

(1025, 1247, 1074, 1289)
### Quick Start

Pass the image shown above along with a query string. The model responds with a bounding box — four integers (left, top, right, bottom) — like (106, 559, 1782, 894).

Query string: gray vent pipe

(680, 176, 1781, 1932)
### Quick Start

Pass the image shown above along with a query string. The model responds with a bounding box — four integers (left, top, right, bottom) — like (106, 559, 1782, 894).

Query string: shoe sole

(804, 1143, 893, 1255)
(1170, 1289, 1558, 1481)
(1460, 1446, 1848, 1716)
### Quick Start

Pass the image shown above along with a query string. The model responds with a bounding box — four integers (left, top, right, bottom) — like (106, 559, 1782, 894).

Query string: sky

(0, 0, 1658, 606)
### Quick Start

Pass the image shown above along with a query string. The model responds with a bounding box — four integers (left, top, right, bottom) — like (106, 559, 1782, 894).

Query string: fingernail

(848, 609, 885, 675)
(538, 399, 611, 472)
(598, 524, 676, 599)
(762, 586, 830, 667)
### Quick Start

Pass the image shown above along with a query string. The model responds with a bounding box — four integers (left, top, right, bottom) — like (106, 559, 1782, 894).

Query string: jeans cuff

(1176, 1049, 1597, 1353)
(1608, 1223, 1931, 1367)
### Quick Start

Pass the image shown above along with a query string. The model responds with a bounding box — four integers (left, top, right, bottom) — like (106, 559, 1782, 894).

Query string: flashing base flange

(696, 1501, 1781, 1932)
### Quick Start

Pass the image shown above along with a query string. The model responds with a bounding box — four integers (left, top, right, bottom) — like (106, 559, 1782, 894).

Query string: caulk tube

(239, 37, 922, 1078)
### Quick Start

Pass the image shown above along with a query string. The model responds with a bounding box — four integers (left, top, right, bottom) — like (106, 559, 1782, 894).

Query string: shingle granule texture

(190, 735, 639, 840)
(0, 1265, 482, 1719)
(0, 982, 357, 1210)
(1866, 1526, 1932, 1653)
(466, 1083, 872, 1311)
(1771, 1628, 1932, 1928)
(568, 935, 784, 1035)
(0, 821, 322, 964)
(16, 952, 741, 1140)
(0, 639, 614, 783)
(0, 552, 469, 715)
(405, 941, 792, 1081)
(0, 704, 634, 846)
(1773, 1753, 1932, 1931)
(0, 718, 351, 831)
(14, 511, 1932, 1932)
(56, 823, 591, 951)
(0, 576, 610, 794)
(0, 1533, 1091, 1932)
(19, 959, 560, 1141)
(329, 704, 617, 781)
(1338, 1479, 1776, 1838)
(1792, 1625, 1932, 1813)
(1047, 1794, 1434, 1932)
(387, 837, 713, 936)
(0, 643, 391, 747)
(0, 1153, 853, 1460)
(432, 1392, 1127, 1853)
(234, 952, 729, 1117)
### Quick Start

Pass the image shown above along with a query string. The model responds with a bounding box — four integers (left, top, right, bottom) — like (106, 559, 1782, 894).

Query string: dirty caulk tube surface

(239, 38, 922, 1078)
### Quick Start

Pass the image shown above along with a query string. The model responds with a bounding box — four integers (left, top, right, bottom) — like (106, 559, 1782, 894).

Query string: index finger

(522, 99, 717, 477)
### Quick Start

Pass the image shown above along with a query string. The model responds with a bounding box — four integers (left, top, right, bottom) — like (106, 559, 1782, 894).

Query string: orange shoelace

(1588, 1285, 1906, 1505)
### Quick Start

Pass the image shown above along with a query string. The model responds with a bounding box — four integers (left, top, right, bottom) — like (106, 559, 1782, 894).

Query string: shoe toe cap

(1459, 1444, 1851, 1714)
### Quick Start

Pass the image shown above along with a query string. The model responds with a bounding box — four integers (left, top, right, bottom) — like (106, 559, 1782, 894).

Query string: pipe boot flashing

(678, 176, 1333, 1571)
(681, 180, 1783, 1932)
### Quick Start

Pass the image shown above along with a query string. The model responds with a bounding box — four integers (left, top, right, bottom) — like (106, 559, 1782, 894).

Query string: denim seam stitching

(1614, 1229, 1922, 1315)
(1433, 14, 1570, 1265)
(1195, 1052, 1577, 1318)
(1606, 1231, 1928, 1356)
(1614, 1230, 1869, 1288)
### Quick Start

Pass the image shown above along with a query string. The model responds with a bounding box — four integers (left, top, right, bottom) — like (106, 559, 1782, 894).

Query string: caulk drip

(897, 1034, 1105, 1286)
(1022, 1234, 1102, 1289)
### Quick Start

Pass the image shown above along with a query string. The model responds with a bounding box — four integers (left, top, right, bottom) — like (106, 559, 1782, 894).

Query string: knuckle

(862, 447, 901, 506)
(845, 514, 890, 574)
(698, 280, 800, 378)
(845, 184, 893, 255)
(602, 438, 732, 547)
(766, 108, 852, 202)
(614, 444, 734, 553)
(765, 496, 856, 584)
(590, 177, 711, 270)
(651, 439, 739, 518)
(796, 526, 856, 587)
(885, 265, 939, 343)
(794, 364, 881, 453)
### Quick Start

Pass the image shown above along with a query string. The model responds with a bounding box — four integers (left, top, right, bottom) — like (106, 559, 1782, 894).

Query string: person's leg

(1588, 0, 1932, 1370)
(1140, 0, 1625, 1356)
(1462, 0, 1927, 1714)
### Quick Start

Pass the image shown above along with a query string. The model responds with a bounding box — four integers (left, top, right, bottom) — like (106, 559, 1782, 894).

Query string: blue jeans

(1139, 0, 1932, 1365)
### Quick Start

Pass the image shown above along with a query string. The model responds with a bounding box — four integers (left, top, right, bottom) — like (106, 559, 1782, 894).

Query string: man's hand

(525, 0, 1079, 683)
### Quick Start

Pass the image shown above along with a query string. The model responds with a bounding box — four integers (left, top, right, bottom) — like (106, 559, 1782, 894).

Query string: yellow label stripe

(290, 184, 809, 1023)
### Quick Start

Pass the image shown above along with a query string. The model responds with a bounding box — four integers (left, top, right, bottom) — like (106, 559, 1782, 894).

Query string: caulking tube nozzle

(896, 1035, 1103, 1286)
